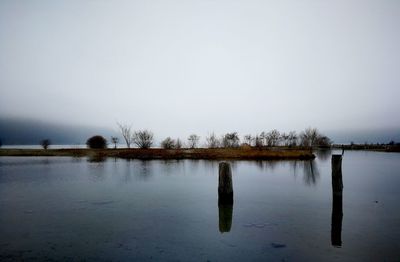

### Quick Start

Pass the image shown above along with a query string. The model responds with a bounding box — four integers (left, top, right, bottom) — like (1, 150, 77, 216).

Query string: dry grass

(0, 147, 315, 160)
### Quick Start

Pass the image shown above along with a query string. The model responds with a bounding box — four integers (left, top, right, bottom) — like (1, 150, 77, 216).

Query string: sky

(0, 0, 399, 141)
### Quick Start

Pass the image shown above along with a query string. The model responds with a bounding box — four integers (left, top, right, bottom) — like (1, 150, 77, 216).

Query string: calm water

(0, 151, 399, 261)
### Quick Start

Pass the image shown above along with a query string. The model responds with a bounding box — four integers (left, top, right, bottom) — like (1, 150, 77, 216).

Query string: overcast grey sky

(1, 0, 399, 139)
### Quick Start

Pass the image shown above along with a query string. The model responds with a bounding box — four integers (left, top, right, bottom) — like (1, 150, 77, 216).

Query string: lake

(0, 150, 399, 261)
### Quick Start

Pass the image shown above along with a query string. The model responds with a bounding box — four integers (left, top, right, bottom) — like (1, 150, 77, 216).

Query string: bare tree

(243, 134, 254, 145)
(265, 129, 280, 146)
(161, 137, 175, 149)
(187, 134, 200, 148)
(206, 133, 220, 148)
(117, 123, 133, 148)
(40, 139, 51, 150)
(288, 131, 298, 146)
(299, 128, 331, 148)
(111, 136, 119, 149)
(175, 138, 182, 149)
(300, 127, 318, 147)
(222, 132, 240, 148)
(315, 135, 332, 147)
(133, 130, 154, 149)
(259, 131, 267, 146)
(280, 132, 290, 146)
(254, 135, 263, 148)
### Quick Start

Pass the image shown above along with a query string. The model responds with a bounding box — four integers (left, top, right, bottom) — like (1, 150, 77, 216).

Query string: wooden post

(218, 162, 233, 205)
(331, 155, 343, 194)
(218, 162, 233, 233)
(331, 154, 343, 247)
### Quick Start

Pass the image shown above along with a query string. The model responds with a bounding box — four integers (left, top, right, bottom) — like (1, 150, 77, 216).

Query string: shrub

(161, 137, 176, 149)
(222, 132, 240, 148)
(187, 134, 200, 148)
(175, 138, 182, 149)
(86, 135, 107, 149)
(206, 133, 220, 148)
(133, 130, 153, 149)
(40, 139, 51, 150)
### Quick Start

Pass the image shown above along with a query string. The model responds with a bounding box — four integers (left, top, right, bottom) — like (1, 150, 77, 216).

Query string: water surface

(0, 151, 399, 261)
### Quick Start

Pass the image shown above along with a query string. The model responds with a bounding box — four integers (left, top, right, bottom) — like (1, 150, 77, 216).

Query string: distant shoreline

(0, 148, 316, 160)
(332, 144, 400, 153)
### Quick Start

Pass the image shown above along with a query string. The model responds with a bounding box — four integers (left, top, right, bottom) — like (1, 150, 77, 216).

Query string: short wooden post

(331, 154, 343, 247)
(218, 162, 233, 233)
(218, 162, 233, 205)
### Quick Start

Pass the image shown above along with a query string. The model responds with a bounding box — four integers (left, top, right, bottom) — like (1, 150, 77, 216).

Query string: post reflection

(218, 201, 233, 233)
(331, 193, 343, 247)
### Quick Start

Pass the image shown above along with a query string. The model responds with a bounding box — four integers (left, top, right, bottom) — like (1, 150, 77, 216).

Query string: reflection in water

(331, 193, 343, 247)
(218, 202, 233, 233)
(253, 160, 279, 171)
(87, 154, 106, 163)
(137, 160, 152, 180)
(290, 160, 320, 185)
(122, 159, 132, 183)
(315, 149, 332, 161)
(161, 160, 178, 173)
(303, 160, 320, 185)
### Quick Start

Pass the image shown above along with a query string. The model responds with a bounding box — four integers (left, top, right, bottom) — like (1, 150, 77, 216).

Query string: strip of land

(332, 144, 400, 152)
(0, 148, 315, 160)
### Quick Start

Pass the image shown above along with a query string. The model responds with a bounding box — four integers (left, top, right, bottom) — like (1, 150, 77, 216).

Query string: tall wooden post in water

(218, 162, 233, 204)
(331, 154, 343, 247)
(218, 162, 233, 233)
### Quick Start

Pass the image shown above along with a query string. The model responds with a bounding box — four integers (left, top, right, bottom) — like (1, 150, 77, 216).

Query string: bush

(187, 134, 200, 148)
(40, 139, 51, 150)
(222, 132, 240, 148)
(161, 137, 176, 149)
(86, 135, 107, 149)
(133, 130, 153, 149)
(206, 133, 220, 148)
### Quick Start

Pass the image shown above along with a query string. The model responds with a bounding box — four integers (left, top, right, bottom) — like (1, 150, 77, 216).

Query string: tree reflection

(253, 160, 279, 171)
(87, 154, 107, 163)
(315, 149, 332, 161)
(161, 160, 182, 175)
(302, 160, 320, 185)
(136, 160, 152, 180)
(290, 160, 320, 186)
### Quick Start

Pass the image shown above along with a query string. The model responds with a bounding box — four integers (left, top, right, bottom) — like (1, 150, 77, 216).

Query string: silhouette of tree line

(106, 124, 334, 149)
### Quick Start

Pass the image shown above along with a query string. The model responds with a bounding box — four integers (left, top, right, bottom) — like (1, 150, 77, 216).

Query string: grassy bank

(0, 148, 315, 160)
